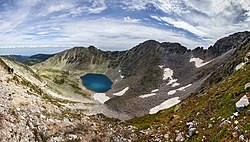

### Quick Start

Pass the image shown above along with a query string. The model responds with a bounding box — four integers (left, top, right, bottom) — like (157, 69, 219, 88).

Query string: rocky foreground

(0, 62, 139, 142)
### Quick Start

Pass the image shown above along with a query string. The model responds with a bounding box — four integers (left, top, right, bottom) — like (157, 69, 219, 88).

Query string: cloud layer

(0, 0, 249, 50)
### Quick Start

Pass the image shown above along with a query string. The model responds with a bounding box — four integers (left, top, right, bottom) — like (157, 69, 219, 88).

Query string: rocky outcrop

(236, 95, 249, 112)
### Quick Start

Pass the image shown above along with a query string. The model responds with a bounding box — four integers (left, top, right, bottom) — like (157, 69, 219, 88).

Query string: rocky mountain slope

(34, 31, 250, 120)
(125, 41, 250, 142)
(0, 31, 249, 141)
(0, 57, 140, 141)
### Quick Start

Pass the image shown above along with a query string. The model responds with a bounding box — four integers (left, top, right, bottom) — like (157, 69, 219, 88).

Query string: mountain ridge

(32, 31, 250, 120)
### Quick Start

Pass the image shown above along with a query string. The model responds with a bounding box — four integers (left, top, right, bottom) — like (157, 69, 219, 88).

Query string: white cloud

(150, 15, 162, 21)
(124, 16, 140, 23)
(161, 17, 207, 37)
(121, 0, 250, 46)
(121, 0, 185, 14)
(59, 18, 201, 50)
(0, 0, 249, 51)
(0, 0, 37, 33)
(0, 17, 202, 50)
(39, 3, 74, 16)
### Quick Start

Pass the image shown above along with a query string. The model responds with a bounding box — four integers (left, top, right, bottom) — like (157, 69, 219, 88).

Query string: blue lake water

(81, 73, 113, 93)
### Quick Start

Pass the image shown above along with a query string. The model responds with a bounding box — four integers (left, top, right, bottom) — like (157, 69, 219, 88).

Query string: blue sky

(0, 0, 249, 54)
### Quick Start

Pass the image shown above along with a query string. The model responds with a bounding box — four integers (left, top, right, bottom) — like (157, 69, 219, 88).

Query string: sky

(0, 0, 249, 55)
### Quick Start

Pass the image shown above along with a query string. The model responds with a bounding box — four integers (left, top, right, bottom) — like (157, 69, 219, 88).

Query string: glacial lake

(80, 73, 113, 93)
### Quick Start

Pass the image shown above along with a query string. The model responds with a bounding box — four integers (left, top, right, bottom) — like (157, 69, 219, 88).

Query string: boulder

(245, 82, 250, 90)
(187, 128, 196, 138)
(236, 95, 249, 112)
(233, 112, 239, 117)
(239, 135, 245, 142)
(186, 121, 197, 129)
(176, 132, 184, 141)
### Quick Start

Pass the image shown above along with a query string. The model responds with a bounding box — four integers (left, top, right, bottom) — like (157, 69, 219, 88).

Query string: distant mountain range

(2, 53, 55, 65)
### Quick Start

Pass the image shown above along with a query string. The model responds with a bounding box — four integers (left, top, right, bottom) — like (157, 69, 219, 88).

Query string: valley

(0, 31, 249, 141)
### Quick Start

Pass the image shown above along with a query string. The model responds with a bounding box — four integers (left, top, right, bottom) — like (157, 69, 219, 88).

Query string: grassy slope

(125, 58, 250, 141)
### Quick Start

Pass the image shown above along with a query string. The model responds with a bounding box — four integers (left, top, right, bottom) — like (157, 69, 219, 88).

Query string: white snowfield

(139, 89, 159, 98)
(159, 66, 179, 86)
(149, 97, 181, 114)
(167, 90, 176, 95)
(93, 93, 110, 104)
(190, 57, 211, 68)
(162, 68, 173, 80)
(177, 84, 192, 91)
(168, 84, 192, 95)
(139, 93, 156, 98)
(151, 89, 159, 93)
(113, 87, 129, 96)
(172, 82, 180, 87)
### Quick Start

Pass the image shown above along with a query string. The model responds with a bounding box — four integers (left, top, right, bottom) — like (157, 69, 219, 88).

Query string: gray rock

(175, 130, 180, 134)
(220, 120, 231, 127)
(248, 110, 250, 115)
(245, 82, 250, 90)
(208, 124, 213, 128)
(234, 126, 239, 131)
(164, 134, 169, 139)
(229, 115, 235, 120)
(236, 95, 249, 112)
(187, 128, 196, 138)
(186, 121, 196, 129)
(239, 135, 245, 141)
(233, 112, 239, 117)
(176, 133, 184, 141)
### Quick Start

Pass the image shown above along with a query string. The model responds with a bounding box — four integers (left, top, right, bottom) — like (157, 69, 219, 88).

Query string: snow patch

(177, 84, 192, 91)
(167, 79, 177, 85)
(118, 70, 121, 72)
(163, 68, 173, 80)
(120, 75, 124, 79)
(149, 97, 181, 114)
(159, 65, 164, 68)
(93, 93, 110, 104)
(167, 84, 192, 96)
(139, 93, 156, 98)
(168, 90, 176, 95)
(151, 89, 159, 93)
(159, 65, 179, 86)
(172, 82, 180, 87)
(190, 57, 211, 68)
(113, 87, 129, 96)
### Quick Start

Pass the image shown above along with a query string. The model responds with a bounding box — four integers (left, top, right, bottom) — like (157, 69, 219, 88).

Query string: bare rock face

(236, 95, 249, 112)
